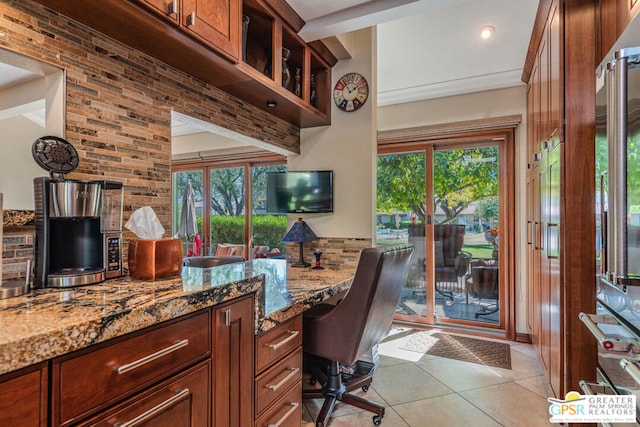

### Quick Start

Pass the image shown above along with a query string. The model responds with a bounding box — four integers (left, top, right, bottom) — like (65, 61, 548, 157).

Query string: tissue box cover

(128, 238, 183, 280)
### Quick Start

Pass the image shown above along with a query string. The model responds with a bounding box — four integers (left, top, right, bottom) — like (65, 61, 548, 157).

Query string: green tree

(377, 147, 499, 224)
(210, 167, 245, 215)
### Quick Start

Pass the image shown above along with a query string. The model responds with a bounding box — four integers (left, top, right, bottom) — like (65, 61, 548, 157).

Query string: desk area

(0, 258, 358, 426)
(0, 258, 355, 375)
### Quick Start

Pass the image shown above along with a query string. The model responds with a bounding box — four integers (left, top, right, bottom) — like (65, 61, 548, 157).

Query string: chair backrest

(303, 246, 413, 365)
(468, 260, 498, 299)
(434, 224, 465, 267)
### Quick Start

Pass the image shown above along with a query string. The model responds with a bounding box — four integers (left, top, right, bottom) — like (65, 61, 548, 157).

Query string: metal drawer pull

(267, 402, 299, 427)
(266, 367, 300, 391)
(267, 330, 299, 350)
(186, 12, 196, 26)
(621, 359, 640, 385)
(167, 0, 177, 14)
(578, 380, 614, 427)
(579, 312, 640, 353)
(114, 388, 190, 427)
(115, 340, 189, 374)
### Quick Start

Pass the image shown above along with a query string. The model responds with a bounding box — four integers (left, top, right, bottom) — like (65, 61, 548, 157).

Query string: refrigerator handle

(612, 56, 628, 280)
(600, 172, 608, 277)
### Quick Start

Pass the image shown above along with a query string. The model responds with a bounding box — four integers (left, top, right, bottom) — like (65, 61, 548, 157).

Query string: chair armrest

(454, 252, 471, 277)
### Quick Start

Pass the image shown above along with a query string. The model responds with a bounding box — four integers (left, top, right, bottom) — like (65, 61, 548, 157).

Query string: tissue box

(128, 238, 183, 280)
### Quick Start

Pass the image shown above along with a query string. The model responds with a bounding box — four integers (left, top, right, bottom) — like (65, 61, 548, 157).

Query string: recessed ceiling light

(480, 26, 495, 40)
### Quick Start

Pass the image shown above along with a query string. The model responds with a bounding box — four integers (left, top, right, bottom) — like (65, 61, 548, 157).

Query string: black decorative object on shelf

(281, 47, 291, 89)
(263, 48, 272, 78)
(294, 67, 301, 97)
(241, 15, 250, 62)
(310, 74, 316, 107)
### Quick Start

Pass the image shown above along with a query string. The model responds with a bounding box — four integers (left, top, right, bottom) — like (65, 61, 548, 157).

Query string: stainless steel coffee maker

(32, 137, 124, 288)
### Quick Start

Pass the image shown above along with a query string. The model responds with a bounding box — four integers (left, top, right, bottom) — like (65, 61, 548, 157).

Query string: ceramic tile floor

(301, 328, 553, 427)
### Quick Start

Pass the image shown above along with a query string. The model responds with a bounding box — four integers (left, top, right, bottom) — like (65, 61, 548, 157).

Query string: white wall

(0, 115, 46, 209)
(378, 85, 529, 334)
(289, 27, 377, 239)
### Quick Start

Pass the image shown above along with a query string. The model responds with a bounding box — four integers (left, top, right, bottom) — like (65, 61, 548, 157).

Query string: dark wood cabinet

(525, 0, 563, 398)
(182, 0, 240, 60)
(78, 360, 211, 427)
(0, 362, 47, 427)
(597, 0, 640, 63)
(254, 315, 302, 426)
(51, 310, 211, 426)
(33, 0, 336, 127)
(135, 0, 180, 24)
(213, 295, 255, 427)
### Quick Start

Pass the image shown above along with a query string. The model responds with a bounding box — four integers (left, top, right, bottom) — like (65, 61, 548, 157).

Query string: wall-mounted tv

(266, 171, 333, 213)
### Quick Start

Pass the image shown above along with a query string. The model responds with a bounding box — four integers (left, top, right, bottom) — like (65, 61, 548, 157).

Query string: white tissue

(124, 206, 165, 239)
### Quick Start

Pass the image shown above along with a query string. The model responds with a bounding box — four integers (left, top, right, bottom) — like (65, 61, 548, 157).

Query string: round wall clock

(333, 72, 369, 112)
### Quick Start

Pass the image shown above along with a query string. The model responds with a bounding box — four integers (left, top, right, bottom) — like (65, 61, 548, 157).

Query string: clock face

(333, 72, 369, 112)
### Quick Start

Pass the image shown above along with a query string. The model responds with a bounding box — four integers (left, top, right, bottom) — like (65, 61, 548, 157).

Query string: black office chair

(302, 246, 413, 427)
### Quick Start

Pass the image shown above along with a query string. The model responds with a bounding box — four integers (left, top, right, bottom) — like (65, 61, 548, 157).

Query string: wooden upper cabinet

(33, 0, 336, 127)
(135, 0, 180, 24)
(182, 0, 241, 60)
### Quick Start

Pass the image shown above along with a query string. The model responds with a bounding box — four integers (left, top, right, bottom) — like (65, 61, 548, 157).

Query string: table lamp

(282, 217, 318, 267)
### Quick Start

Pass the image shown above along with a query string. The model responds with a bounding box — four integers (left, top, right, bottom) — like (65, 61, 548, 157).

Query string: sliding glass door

(377, 130, 512, 332)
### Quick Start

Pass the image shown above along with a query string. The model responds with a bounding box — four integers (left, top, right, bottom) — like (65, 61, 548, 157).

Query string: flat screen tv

(266, 171, 333, 213)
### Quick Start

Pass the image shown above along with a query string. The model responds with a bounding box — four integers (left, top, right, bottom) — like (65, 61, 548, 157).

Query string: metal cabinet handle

(547, 223, 559, 259)
(578, 380, 614, 427)
(267, 330, 299, 350)
(114, 388, 190, 427)
(526, 221, 532, 245)
(168, 0, 177, 14)
(579, 312, 640, 353)
(621, 359, 640, 385)
(186, 12, 196, 26)
(115, 340, 189, 374)
(266, 367, 299, 391)
(267, 402, 299, 427)
(223, 309, 231, 327)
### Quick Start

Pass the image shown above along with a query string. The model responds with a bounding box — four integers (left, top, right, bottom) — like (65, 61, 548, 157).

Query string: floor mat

(400, 330, 511, 369)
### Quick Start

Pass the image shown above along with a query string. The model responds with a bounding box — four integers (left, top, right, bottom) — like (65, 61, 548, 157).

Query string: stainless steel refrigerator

(580, 46, 640, 424)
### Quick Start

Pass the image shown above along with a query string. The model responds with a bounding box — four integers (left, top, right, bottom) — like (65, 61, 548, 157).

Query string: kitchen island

(0, 258, 355, 376)
(0, 257, 357, 426)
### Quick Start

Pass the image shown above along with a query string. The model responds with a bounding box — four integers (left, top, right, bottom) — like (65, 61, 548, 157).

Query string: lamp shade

(282, 218, 318, 243)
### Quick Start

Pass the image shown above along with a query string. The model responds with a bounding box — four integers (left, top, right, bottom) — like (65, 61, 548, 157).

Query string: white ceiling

(288, 0, 539, 105)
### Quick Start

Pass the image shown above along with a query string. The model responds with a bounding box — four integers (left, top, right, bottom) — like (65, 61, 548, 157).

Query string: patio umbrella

(178, 181, 198, 239)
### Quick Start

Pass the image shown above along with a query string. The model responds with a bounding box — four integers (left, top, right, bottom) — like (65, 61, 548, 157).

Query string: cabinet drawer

(52, 310, 211, 426)
(255, 382, 302, 427)
(0, 363, 47, 427)
(79, 360, 210, 427)
(255, 315, 302, 374)
(255, 347, 302, 416)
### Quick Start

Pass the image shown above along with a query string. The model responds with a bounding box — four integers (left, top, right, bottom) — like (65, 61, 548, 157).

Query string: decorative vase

(293, 67, 301, 97)
(241, 15, 250, 62)
(281, 47, 291, 89)
(310, 73, 316, 107)
(263, 47, 272, 78)
(312, 250, 324, 269)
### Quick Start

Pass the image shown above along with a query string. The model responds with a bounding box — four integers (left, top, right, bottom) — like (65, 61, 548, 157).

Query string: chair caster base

(373, 414, 383, 425)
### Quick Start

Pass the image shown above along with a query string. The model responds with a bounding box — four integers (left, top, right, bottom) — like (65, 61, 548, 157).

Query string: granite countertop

(0, 258, 355, 376)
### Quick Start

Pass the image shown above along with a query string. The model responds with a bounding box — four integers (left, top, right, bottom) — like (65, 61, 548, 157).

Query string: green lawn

(463, 243, 494, 259)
